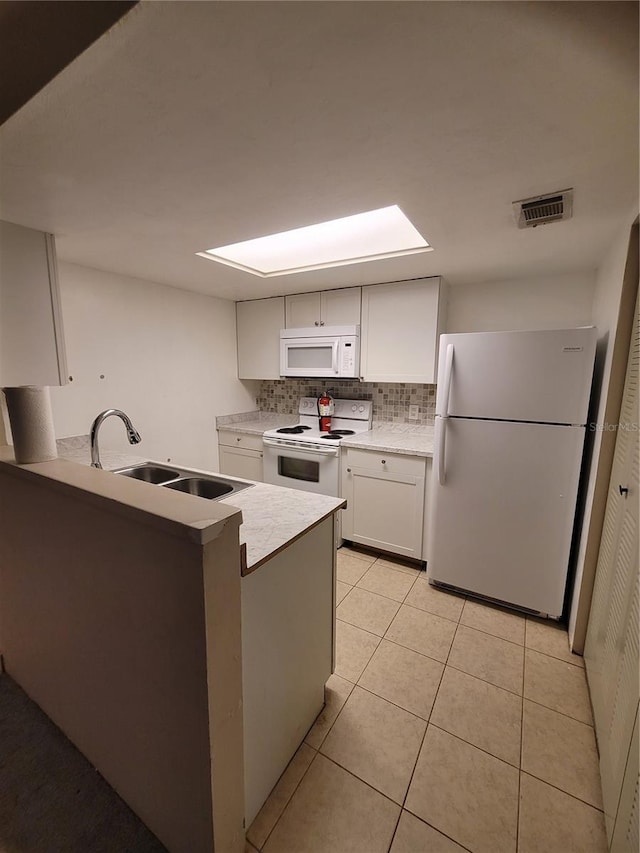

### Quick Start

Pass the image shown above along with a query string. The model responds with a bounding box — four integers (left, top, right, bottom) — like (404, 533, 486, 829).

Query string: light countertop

(54, 437, 344, 574)
(219, 484, 344, 572)
(216, 411, 295, 435)
(216, 412, 435, 457)
(341, 423, 434, 457)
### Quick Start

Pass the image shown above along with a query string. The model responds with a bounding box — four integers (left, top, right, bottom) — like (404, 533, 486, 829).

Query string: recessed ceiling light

(196, 205, 432, 277)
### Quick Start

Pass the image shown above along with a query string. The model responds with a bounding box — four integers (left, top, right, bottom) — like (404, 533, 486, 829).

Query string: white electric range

(262, 397, 373, 499)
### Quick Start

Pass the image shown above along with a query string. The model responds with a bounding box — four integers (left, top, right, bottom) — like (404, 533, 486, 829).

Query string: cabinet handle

(381, 459, 386, 464)
(236, 437, 241, 442)
(320, 320, 325, 326)
(619, 484, 629, 497)
(346, 467, 351, 473)
(314, 321, 319, 326)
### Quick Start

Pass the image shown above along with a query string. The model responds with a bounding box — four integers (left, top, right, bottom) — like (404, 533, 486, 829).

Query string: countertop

(54, 437, 344, 573)
(341, 423, 434, 457)
(216, 411, 295, 435)
(217, 412, 435, 457)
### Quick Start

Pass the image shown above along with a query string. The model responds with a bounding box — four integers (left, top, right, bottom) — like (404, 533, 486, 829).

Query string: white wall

(446, 271, 596, 333)
(48, 263, 258, 471)
(568, 212, 638, 647)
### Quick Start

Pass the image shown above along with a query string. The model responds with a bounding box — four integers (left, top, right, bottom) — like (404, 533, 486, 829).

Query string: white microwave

(280, 325, 360, 378)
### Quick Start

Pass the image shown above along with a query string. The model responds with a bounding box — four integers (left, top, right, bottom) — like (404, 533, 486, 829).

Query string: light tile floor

(247, 546, 608, 853)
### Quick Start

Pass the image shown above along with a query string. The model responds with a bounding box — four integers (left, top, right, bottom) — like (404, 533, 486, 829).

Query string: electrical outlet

(408, 404, 419, 420)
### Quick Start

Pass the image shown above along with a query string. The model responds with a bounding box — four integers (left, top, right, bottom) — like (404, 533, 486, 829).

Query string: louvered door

(610, 711, 638, 853)
(585, 290, 639, 844)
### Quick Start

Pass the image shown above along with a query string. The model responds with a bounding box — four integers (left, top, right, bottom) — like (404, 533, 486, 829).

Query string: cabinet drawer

(219, 445, 263, 482)
(218, 430, 264, 452)
(344, 448, 426, 477)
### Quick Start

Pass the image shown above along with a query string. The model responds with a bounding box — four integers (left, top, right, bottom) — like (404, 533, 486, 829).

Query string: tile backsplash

(256, 379, 436, 424)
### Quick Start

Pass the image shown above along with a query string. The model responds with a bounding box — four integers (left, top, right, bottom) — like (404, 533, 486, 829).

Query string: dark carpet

(0, 674, 167, 853)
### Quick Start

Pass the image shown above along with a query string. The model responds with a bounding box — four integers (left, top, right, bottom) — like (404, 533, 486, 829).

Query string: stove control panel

(297, 397, 372, 422)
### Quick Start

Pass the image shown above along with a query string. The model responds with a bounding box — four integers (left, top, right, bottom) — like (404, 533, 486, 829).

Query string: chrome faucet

(90, 409, 141, 469)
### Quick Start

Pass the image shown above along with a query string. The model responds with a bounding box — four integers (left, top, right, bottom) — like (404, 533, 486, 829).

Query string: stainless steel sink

(116, 464, 181, 484)
(163, 477, 237, 499)
(112, 463, 253, 501)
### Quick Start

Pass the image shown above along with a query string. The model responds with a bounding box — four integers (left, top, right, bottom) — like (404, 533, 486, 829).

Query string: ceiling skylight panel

(196, 205, 432, 277)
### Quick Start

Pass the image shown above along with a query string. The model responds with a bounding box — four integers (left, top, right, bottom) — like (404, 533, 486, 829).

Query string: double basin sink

(113, 463, 253, 501)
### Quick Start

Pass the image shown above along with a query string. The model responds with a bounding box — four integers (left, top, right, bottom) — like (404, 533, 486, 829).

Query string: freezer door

(435, 327, 596, 424)
(428, 418, 586, 616)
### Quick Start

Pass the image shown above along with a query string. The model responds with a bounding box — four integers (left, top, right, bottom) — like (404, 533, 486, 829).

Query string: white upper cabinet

(285, 287, 361, 328)
(0, 220, 68, 387)
(360, 277, 445, 383)
(236, 296, 284, 380)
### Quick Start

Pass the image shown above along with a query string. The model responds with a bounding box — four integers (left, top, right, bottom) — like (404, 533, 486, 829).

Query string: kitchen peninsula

(0, 444, 344, 853)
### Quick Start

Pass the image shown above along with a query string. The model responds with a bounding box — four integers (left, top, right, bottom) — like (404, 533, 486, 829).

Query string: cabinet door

(219, 446, 263, 482)
(342, 464, 425, 559)
(0, 220, 68, 386)
(360, 277, 442, 383)
(285, 292, 321, 328)
(236, 297, 284, 380)
(321, 287, 361, 326)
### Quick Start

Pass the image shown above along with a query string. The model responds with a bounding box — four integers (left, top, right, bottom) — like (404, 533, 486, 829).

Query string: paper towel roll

(3, 386, 58, 464)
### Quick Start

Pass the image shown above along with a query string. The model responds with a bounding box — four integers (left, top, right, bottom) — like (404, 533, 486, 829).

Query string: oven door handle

(262, 437, 340, 456)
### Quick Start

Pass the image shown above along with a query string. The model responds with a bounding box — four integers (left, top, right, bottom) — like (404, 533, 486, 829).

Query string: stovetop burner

(276, 425, 312, 434)
(320, 430, 356, 439)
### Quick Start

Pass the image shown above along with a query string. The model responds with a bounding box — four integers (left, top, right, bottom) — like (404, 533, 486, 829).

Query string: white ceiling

(0, 1, 637, 301)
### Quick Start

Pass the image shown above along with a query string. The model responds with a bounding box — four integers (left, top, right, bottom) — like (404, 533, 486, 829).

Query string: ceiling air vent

(512, 189, 573, 229)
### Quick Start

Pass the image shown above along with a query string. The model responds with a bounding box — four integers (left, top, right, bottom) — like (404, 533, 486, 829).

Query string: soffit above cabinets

(0, 2, 637, 300)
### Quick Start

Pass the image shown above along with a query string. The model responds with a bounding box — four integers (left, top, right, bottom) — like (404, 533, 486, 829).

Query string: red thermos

(318, 391, 334, 432)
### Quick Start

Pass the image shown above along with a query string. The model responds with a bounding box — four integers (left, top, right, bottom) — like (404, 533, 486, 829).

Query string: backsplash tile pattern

(257, 380, 436, 424)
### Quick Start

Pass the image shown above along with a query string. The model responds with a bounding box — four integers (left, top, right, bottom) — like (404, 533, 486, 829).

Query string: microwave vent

(512, 189, 573, 229)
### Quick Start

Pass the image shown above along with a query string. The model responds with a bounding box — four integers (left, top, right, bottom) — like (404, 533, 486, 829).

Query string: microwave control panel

(340, 339, 359, 375)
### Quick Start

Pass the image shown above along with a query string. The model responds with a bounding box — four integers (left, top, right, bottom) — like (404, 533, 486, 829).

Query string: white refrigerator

(428, 327, 597, 618)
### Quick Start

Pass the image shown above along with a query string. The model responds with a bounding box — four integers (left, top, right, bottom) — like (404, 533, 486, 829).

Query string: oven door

(262, 438, 340, 496)
(280, 337, 339, 378)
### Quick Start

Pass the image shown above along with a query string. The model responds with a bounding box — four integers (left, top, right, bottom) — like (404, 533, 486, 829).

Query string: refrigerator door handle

(435, 416, 447, 485)
(441, 344, 454, 416)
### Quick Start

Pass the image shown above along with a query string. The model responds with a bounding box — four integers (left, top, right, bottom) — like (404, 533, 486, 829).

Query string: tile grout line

(522, 694, 595, 728)
(456, 619, 527, 649)
(349, 617, 590, 728)
(381, 625, 453, 667)
(256, 748, 321, 852)
(355, 570, 421, 606)
(267, 585, 586, 851)
(384, 597, 467, 853)
(351, 682, 433, 725)
(332, 585, 593, 852)
(426, 720, 521, 771)
(430, 658, 522, 697)
(516, 645, 525, 853)
(395, 598, 463, 625)
(525, 642, 587, 669)
(258, 581, 400, 850)
(518, 769, 606, 814)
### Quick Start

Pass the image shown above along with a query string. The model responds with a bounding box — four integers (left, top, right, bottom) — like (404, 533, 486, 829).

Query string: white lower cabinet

(218, 430, 263, 481)
(242, 516, 334, 826)
(341, 448, 426, 560)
